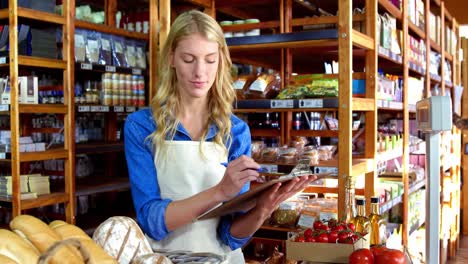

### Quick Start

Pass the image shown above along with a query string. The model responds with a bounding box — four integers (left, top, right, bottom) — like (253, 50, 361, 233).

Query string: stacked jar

(102, 73, 113, 106)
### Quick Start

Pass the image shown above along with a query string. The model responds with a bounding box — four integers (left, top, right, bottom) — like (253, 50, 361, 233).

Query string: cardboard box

(286, 233, 370, 263)
(19, 76, 38, 104)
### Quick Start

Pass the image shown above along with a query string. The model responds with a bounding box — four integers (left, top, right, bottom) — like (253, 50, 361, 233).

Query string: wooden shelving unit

(4, 0, 75, 223)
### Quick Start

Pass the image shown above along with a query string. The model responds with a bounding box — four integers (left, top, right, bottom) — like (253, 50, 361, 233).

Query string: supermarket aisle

(448, 236, 468, 263)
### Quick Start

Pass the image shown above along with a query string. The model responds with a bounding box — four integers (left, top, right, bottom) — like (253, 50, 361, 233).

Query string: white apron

(146, 141, 245, 263)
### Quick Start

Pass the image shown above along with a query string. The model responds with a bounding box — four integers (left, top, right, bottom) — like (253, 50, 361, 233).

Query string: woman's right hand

(216, 155, 260, 201)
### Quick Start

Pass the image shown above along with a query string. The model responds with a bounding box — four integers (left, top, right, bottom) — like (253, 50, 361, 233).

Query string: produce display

(293, 219, 364, 244)
(349, 246, 407, 264)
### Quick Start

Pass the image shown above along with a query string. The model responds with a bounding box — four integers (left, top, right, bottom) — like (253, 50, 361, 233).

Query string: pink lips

(191, 81, 206, 88)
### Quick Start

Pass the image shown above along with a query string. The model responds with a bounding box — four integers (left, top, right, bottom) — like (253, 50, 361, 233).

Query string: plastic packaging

(74, 29, 87, 62)
(85, 31, 100, 64)
(135, 41, 147, 69)
(270, 200, 304, 227)
(111, 35, 127, 67)
(99, 33, 113, 65)
(126, 39, 137, 68)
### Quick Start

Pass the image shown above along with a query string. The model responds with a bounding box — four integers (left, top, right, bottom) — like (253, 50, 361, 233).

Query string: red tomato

(338, 231, 351, 243)
(333, 224, 345, 232)
(328, 231, 339, 243)
(304, 228, 313, 238)
(313, 220, 323, 230)
(295, 235, 306, 242)
(374, 249, 406, 264)
(349, 248, 374, 264)
(347, 223, 356, 232)
(316, 233, 329, 243)
(370, 246, 388, 257)
(328, 218, 338, 229)
(320, 225, 330, 232)
(306, 236, 316, 242)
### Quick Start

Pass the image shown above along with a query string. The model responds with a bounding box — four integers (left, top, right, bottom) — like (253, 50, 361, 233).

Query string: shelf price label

(126, 106, 136, 112)
(90, 106, 100, 112)
(0, 104, 9, 111)
(132, 68, 142, 75)
(313, 166, 337, 175)
(99, 106, 110, 112)
(77, 105, 90, 112)
(105, 65, 116, 72)
(0, 57, 6, 64)
(113, 106, 124, 112)
(270, 99, 293, 109)
(80, 63, 92, 70)
(298, 99, 323, 108)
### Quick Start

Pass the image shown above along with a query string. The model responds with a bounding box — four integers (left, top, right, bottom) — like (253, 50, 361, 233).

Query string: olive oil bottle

(351, 198, 370, 234)
(369, 196, 387, 246)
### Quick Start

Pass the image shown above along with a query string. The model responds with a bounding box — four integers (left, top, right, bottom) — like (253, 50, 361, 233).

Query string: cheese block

(9, 215, 84, 264)
(92, 216, 153, 264)
(0, 229, 39, 263)
(50, 221, 117, 264)
(132, 253, 173, 264)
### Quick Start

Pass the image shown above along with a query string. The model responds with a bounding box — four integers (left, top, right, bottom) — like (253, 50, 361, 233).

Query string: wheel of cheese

(9, 215, 85, 264)
(92, 216, 153, 264)
(132, 253, 173, 264)
(0, 229, 39, 263)
(50, 221, 117, 264)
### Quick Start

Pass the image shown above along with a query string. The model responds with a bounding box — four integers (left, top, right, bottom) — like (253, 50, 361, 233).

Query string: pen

(220, 162, 266, 173)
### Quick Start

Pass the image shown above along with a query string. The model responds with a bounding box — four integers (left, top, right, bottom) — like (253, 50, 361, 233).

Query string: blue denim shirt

(124, 108, 252, 250)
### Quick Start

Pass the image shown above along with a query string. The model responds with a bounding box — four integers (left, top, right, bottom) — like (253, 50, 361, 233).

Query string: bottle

(351, 198, 370, 234)
(343, 177, 356, 222)
(293, 112, 302, 130)
(369, 196, 387, 246)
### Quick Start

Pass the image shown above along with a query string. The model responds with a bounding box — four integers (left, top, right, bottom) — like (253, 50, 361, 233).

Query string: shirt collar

(175, 122, 219, 140)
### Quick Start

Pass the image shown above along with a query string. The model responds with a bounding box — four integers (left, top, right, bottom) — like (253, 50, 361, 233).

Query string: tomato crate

(286, 233, 370, 263)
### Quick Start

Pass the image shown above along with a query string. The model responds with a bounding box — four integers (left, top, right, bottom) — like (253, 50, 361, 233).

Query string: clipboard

(197, 159, 331, 220)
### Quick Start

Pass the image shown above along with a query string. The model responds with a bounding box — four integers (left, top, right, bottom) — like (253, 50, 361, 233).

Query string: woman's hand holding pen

(215, 155, 261, 201)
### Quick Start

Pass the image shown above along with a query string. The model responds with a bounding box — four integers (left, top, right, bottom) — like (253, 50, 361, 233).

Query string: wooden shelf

(430, 73, 442, 84)
(408, 22, 426, 40)
(0, 56, 67, 69)
(28, 128, 62, 134)
(250, 129, 281, 137)
(19, 104, 68, 114)
(0, 7, 65, 25)
(20, 148, 68, 162)
(76, 177, 129, 196)
(75, 20, 149, 40)
(376, 148, 403, 163)
(430, 40, 442, 53)
(290, 130, 339, 138)
(379, 179, 426, 214)
(378, 0, 402, 20)
(0, 192, 69, 210)
(444, 51, 453, 62)
(76, 141, 124, 154)
(304, 186, 365, 196)
(290, 14, 366, 27)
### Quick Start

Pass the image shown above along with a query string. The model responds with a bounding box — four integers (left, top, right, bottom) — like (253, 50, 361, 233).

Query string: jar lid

(233, 20, 245, 24)
(245, 18, 260, 24)
(219, 20, 233, 26)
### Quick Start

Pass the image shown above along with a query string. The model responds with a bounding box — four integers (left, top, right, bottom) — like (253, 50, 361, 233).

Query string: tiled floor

(447, 236, 468, 264)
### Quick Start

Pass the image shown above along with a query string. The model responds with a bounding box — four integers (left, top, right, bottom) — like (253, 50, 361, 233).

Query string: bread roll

(9, 215, 84, 264)
(50, 222, 117, 264)
(0, 229, 39, 263)
(49, 220, 68, 230)
(92, 216, 152, 264)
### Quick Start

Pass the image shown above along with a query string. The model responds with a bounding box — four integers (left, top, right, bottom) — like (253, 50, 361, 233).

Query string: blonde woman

(124, 10, 315, 261)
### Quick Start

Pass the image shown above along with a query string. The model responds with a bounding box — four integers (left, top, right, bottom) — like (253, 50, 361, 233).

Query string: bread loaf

(50, 221, 117, 264)
(92, 216, 152, 264)
(0, 254, 18, 264)
(9, 215, 84, 264)
(132, 253, 173, 264)
(0, 229, 39, 263)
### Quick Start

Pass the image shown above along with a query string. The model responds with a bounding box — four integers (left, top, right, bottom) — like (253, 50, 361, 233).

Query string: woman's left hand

(253, 175, 317, 220)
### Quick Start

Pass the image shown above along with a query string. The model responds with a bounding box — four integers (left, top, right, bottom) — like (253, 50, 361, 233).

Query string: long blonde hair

(150, 10, 235, 158)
